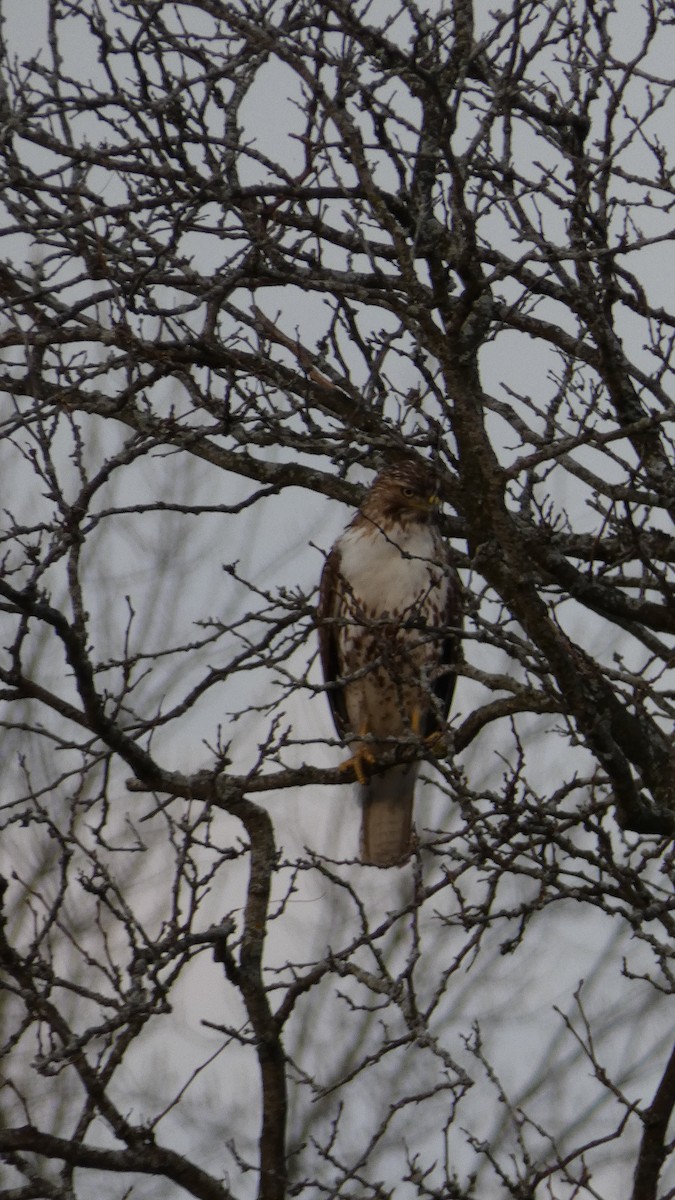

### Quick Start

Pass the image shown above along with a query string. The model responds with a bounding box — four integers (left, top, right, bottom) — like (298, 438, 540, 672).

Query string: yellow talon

(339, 722, 377, 784)
(340, 745, 376, 785)
(411, 707, 448, 755)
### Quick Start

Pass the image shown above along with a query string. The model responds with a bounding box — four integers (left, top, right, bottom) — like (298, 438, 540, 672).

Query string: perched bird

(318, 459, 461, 866)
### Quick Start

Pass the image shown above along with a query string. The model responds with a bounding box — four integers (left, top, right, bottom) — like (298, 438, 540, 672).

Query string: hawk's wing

(425, 558, 463, 736)
(317, 546, 349, 738)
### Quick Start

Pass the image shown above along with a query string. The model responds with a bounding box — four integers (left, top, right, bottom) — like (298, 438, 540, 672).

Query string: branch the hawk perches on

(318, 460, 462, 866)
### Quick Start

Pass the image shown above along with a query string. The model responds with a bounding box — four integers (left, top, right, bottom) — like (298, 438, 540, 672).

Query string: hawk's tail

(359, 765, 417, 867)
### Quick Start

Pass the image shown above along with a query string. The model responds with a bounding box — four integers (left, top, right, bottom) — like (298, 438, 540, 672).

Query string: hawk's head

(360, 461, 441, 527)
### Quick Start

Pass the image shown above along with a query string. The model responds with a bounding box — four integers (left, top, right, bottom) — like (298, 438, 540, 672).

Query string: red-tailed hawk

(318, 460, 461, 866)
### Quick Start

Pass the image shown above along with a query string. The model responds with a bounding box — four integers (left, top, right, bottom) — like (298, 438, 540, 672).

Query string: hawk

(318, 460, 461, 866)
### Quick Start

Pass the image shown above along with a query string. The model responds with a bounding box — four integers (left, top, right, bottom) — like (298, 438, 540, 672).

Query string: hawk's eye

(401, 487, 416, 499)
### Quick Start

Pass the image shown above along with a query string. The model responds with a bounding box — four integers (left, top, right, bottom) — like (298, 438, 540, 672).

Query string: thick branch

(632, 1040, 675, 1200)
(223, 799, 287, 1200)
(0, 1126, 232, 1200)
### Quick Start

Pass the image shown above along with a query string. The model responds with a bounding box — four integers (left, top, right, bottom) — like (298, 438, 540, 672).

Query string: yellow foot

(410, 707, 448, 756)
(339, 745, 376, 785)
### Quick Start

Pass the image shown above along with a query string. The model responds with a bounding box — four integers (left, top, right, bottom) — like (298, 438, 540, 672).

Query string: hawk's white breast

(337, 520, 445, 615)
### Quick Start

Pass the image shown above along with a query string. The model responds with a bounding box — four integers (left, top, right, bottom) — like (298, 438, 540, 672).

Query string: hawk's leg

(339, 723, 377, 785)
(410, 706, 448, 756)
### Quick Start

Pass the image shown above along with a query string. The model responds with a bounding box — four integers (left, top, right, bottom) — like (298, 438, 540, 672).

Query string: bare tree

(1, 1, 675, 1198)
